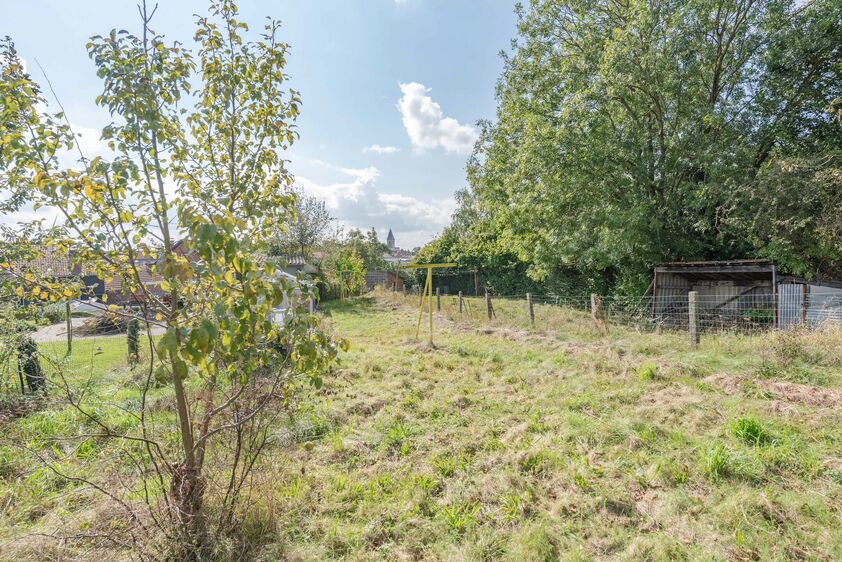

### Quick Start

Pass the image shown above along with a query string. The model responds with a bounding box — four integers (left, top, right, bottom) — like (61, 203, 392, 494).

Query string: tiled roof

(10, 245, 73, 277)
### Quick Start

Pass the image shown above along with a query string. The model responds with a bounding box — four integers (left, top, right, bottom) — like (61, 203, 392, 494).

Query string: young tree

(1, 2, 342, 557)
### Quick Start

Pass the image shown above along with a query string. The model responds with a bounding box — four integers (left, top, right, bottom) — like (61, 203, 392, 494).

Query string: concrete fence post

(485, 289, 493, 320)
(688, 291, 699, 347)
(436, 287, 441, 311)
(458, 291, 463, 314)
(527, 293, 534, 326)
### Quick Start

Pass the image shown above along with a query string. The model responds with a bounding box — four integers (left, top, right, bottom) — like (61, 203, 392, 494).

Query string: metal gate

(778, 283, 807, 329)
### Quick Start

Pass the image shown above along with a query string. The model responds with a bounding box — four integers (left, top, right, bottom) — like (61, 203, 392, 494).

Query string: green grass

(2, 293, 842, 560)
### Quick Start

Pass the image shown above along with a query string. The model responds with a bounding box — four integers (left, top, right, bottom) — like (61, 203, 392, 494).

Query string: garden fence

(390, 286, 842, 339)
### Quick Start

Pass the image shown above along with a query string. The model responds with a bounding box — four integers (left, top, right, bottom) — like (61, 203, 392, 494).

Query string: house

(282, 254, 320, 278)
(5, 244, 104, 301)
(652, 260, 842, 330)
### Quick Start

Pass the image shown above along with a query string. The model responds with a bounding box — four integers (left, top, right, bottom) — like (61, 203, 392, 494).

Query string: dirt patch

(0, 395, 46, 425)
(705, 373, 842, 409)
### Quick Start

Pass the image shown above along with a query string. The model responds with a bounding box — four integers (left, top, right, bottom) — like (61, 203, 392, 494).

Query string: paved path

(32, 317, 165, 342)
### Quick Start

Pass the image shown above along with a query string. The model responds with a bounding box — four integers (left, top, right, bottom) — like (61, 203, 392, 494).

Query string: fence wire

(391, 287, 842, 335)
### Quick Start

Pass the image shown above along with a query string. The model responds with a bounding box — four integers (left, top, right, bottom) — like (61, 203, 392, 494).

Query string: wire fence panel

(391, 286, 842, 336)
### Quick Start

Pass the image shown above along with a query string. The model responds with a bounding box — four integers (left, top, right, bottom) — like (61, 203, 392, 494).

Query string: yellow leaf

(224, 270, 236, 284)
(155, 312, 163, 321)
(160, 280, 171, 291)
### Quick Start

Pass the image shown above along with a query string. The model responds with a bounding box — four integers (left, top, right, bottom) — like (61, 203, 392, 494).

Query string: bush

(41, 303, 67, 325)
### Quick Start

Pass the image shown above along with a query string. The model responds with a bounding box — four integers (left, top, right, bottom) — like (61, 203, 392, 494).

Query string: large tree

(463, 0, 842, 293)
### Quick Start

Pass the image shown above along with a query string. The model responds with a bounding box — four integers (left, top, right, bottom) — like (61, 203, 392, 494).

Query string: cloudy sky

(4, 0, 517, 249)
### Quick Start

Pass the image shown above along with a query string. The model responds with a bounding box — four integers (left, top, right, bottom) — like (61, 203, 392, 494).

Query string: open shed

(652, 260, 842, 330)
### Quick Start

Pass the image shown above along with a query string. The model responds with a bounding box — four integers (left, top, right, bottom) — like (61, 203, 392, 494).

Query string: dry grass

(2, 293, 841, 560)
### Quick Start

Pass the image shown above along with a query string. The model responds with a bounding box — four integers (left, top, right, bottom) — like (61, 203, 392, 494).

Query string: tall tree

(464, 0, 842, 293)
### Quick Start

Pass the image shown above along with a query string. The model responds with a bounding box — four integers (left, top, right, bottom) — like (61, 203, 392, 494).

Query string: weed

(499, 489, 532, 523)
(519, 451, 554, 476)
(703, 443, 732, 479)
(730, 417, 774, 446)
(526, 412, 550, 433)
(637, 363, 658, 381)
(383, 419, 411, 455)
(438, 502, 480, 534)
(432, 453, 458, 478)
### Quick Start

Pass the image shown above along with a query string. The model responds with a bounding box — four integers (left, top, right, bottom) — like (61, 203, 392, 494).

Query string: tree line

(421, 0, 842, 295)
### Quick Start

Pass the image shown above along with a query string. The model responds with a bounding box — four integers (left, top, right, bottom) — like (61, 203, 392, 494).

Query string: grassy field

(2, 293, 842, 560)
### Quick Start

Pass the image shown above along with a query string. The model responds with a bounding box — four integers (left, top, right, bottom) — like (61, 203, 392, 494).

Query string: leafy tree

(1, 2, 343, 557)
(320, 243, 366, 298)
(346, 227, 389, 270)
(460, 0, 842, 293)
(269, 187, 333, 256)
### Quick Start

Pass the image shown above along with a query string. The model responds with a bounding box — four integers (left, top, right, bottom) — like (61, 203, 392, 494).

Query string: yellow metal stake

(402, 263, 456, 346)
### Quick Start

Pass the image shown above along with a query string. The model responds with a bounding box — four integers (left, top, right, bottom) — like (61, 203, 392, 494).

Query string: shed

(652, 260, 842, 330)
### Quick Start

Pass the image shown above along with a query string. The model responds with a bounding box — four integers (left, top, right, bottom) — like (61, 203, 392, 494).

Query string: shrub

(41, 303, 67, 325)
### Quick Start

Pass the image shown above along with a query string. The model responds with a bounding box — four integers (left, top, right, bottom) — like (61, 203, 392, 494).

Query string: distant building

(382, 228, 415, 265)
(365, 269, 404, 291)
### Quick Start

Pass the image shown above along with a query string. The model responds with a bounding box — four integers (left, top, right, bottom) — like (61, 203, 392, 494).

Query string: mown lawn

(2, 294, 842, 561)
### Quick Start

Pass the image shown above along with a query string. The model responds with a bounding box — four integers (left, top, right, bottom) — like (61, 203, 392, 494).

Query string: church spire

(386, 228, 395, 250)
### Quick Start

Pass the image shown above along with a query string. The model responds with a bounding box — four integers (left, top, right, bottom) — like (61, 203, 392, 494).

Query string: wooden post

(428, 268, 433, 344)
(436, 287, 441, 311)
(485, 289, 493, 320)
(591, 293, 608, 334)
(65, 301, 72, 354)
(458, 291, 463, 314)
(801, 284, 808, 326)
(688, 291, 699, 347)
(527, 293, 534, 326)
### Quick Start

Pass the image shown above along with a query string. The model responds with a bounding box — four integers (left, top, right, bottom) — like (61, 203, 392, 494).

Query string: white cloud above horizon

(362, 144, 400, 154)
(295, 158, 454, 249)
(397, 81, 478, 155)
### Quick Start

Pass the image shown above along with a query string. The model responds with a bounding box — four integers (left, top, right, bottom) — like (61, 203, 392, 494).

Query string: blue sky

(4, 0, 517, 249)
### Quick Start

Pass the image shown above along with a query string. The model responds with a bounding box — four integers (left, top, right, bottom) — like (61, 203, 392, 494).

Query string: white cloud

(295, 159, 454, 248)
(397, 81, 478, 155)
(362, 144, 400, 154)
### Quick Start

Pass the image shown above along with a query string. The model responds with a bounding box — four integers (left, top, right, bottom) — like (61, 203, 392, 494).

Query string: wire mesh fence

(388, 286, 842, 336)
